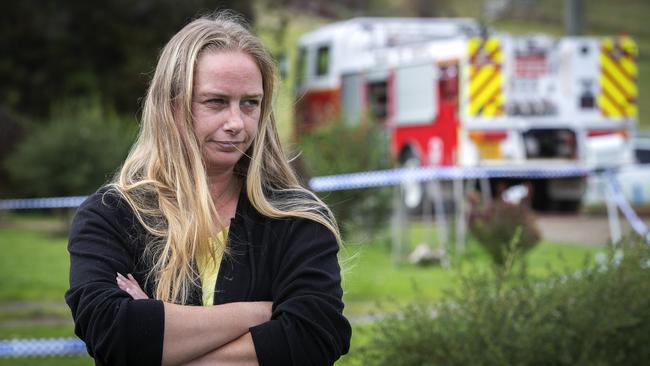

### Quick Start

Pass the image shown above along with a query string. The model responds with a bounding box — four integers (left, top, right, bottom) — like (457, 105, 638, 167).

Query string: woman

(65, 12, 351, 366)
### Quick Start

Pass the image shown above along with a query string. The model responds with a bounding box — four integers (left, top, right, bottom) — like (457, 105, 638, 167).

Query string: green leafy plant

(298, 121, 392, 237)
(358, 236, 650, 366)
(5, 97, 135, 198)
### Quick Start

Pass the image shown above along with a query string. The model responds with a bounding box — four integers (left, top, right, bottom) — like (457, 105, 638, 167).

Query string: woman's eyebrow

(243, 93, 264, 99)
(195, 92, 228, 99)
(195, 92, 263, 99)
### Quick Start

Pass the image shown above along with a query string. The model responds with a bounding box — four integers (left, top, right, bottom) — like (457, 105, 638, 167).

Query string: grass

(0, 214, 89, 364)
(0, 358, 92, 366)
(340, 226, 602, 318)
(0, 213, 604, 365)
(0, 228, 70, 301)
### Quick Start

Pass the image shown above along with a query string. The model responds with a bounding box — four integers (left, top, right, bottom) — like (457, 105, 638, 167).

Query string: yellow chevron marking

(469, 64, 496, 96)
(620, 37, 638, 57)
(600, 75, 631, 106)
(484, 38, 501, 57)
(598, 94, 621, 118)
(481, 93, 505, 117)
(491, 50, 504, 63)
(482, 100, 503, 116)
(627, 104, 638, 117)
(470, 73, 503, 116)
(468, 38, 482, 57)
(469, 38, 502, 64)
(601, 38, 614, 52)
(618, 56, 638, 78)
(600, 54, 636, 97)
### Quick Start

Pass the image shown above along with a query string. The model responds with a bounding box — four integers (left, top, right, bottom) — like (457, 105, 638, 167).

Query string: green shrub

(5, 98, 135, 197)
(359, 237, 650, 365)
(298, 121, 392, 236)
(469, 200, 541, 266)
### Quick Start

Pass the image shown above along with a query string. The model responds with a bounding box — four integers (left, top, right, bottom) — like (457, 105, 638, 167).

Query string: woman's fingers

(116, 272, 150, 300)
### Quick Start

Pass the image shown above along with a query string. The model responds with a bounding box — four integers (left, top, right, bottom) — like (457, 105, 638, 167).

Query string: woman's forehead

(193, 51, 263, 95)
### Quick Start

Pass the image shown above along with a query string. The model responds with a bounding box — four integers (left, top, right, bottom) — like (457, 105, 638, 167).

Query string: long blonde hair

(111, 12, 340, 304)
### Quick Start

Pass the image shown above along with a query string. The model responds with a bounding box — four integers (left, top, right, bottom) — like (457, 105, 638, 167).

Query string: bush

(5, 98, 135, 197)
(298, 121, 392, 236)
(359, 237, 650, 365)
(469, 199, 541, 266)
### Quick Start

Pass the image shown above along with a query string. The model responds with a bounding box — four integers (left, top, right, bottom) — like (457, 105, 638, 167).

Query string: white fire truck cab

(295, 17, 638, 211)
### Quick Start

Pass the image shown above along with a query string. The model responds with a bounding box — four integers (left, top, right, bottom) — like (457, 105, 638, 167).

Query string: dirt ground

(535, 213, 649, 246)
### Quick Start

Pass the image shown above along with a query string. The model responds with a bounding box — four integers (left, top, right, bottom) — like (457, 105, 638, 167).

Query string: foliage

(358, 236, 650, 366)
(0, 0, 255, 119)
(5, 98, 136, 197)
(469, 199, 541, 266)
(298, 121, 392, 236)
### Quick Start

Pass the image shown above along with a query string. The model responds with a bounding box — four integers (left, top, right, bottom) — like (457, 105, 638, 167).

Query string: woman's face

(191, 50, 263, 174)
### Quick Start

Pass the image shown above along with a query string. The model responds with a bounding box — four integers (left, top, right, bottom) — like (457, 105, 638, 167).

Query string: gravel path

(536, 213, 648, 246)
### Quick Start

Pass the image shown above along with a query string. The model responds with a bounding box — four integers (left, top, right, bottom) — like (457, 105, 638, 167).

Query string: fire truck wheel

(401, 154, 424, 213)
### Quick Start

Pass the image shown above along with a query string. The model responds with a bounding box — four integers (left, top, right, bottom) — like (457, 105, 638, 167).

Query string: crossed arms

(117, 273, 266, 365)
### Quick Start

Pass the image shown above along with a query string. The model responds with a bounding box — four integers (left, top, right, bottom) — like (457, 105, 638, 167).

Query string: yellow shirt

(197, 228, 228, 306)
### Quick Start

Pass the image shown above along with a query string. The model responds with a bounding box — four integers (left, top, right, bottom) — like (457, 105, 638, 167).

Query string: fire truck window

(295, 47, 307, 89)
(316, 46, 330, 77)
(395, 63, 437, 125)
(367, 81, 388, 120)
(439, 64, 458, 101)
(341, 73, 363, 125)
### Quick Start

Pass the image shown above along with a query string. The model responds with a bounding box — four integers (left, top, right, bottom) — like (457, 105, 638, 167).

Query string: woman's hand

(116, 272, 149, 300)
(116, 271, 269, 365)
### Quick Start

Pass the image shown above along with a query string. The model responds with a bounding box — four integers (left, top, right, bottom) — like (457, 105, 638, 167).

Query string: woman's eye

(211, 99, 226, 104)
(204, 98, 227, 107)
(242, 99, 260, 107)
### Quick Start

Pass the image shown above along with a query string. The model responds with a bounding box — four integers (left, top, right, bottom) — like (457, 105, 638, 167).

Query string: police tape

(0, 337, 86, 358)
(308, 165, 593, 192)
(0, 196, 87, 210)
(0, 166, 593, 210)
(604, 170, 650, 242)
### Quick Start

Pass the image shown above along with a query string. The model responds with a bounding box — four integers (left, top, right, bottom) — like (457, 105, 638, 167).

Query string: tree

(0, 0, 255, 119)
(5, 98, 136, 197)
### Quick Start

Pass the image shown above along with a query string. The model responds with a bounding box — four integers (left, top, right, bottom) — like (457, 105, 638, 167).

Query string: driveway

(536, 213, 648, 246)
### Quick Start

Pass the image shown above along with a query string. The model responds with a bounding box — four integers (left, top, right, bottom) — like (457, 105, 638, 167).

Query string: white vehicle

(295, 18, 639, 210)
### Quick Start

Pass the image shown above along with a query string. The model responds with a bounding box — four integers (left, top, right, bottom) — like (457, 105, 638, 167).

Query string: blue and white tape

(0, 196, 87, 210)
(0, 337, 86, 358)
(0, 166, 592, 210)
(604, 170, 650, 241)
(309, 165, 593, 192)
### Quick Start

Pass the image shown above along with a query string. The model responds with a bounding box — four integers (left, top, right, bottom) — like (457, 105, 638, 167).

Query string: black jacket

(65, 187, 351, 365)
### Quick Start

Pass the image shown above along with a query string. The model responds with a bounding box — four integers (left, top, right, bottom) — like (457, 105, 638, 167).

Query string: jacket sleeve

(249, 218, 351, 366)
(64, 190, 164, 366)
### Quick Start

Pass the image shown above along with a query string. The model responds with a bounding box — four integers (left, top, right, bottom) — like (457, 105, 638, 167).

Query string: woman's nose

(223, 102, 244, 134)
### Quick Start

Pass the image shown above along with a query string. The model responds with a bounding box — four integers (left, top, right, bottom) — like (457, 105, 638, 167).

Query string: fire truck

(294, 18, 638, 211)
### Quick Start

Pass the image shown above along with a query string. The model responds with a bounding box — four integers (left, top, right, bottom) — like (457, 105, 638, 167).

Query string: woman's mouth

(209, 140, 244, 152)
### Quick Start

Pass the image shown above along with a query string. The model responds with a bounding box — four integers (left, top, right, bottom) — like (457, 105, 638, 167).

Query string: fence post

(453, 178, 466, 254)
(604, 172, 622, 244)
(428, 179, 448, 251)
(391, 185, 406, 263)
